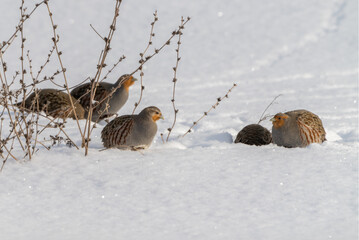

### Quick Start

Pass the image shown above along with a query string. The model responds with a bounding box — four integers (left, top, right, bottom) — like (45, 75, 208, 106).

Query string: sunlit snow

(0, 0, 357, 239)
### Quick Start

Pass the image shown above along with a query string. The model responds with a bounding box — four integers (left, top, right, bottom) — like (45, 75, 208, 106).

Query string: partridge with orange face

(271, 109, 326, 148)
(101, 106, 163, 150)
(71, 74, 137, 121)
(16, 89, 85, 119)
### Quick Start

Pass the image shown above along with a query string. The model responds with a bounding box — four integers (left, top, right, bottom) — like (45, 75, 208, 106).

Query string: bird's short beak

(160, 115, 164, 120)
(127, 75, 137, 82)
(270, 117, 276, 122)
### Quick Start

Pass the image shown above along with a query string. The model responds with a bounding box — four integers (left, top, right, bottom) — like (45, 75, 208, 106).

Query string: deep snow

(0, 0, 358, 239)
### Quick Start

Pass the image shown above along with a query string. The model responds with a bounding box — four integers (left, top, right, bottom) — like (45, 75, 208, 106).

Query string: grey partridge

(16, 89, 85, 119)
(234, 124, 272, 146)
(70, 74, 137, 122)
(101, 106, 163, 150)
(271, 109, 326, 148)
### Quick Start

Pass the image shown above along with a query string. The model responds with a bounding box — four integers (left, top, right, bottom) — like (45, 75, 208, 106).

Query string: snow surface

(0, 0, 358, 239)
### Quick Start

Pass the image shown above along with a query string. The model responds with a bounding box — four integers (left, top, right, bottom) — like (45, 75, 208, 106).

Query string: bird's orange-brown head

(145, 106, 164, 122)
(139, 106, 164, 122)
(122, 75, 137, 91)
(151, 110, 164, 122)
(270, 113, 289, 129)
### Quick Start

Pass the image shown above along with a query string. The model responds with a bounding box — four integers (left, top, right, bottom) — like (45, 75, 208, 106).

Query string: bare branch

(90, 24, 106, 41)
(132, 10, 158, 114)
(83, 0, 122, 155)
(44, 2, 84, 140)
(0, 0, 46, 53)
(183, 83, 237, 137)
(257, 94, 282, 124)
(166, 16, 185, 142)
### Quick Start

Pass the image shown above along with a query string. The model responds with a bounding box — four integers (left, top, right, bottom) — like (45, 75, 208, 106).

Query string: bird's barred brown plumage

(16, 89, 85, 119)
(234, 124, 272, 146)
(101, 106, 163, 150)
(70, 74, 136, 121)
(271, 109, 326, 148)
(101, 116, 134, 148)
(72, 84, 111, 111)
(297, 120, 324, 145)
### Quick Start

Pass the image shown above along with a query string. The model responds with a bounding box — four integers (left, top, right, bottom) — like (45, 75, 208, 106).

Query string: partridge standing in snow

(101, 106, 163, 150)
(16, 89, 85, 119)
(234, 124, 272, 146)
(271, 109, 326, 148)
(71, 74, 137, 121)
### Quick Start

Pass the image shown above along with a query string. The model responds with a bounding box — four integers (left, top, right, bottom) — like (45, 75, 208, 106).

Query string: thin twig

(35, 44, 56, 81)
(45, 2, 84, 140)
(182, 83, 238, 137)
(67, 76, 91, 90)
(132, 11, 158, 114)
(90, 24, 105, 41)
(257, 94, 282, 124)
(1, 138, 17, 172)
(19, 0, 33, 160)
(100, 55, 126, 82)
(83, 0, 122, 155)
(25, 69, 64, 89)
(0, 0, 46, 53)
(0, 15, 26, 153)
(22, 5, 33, 159)
(26, 50, 41, 155)
(91, 16, 191, 118)
(166, 16, 185, 142)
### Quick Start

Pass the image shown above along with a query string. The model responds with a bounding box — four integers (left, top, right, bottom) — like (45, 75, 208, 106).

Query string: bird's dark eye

(278, 117, 281, 120)
(155, 112, 159, 114)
